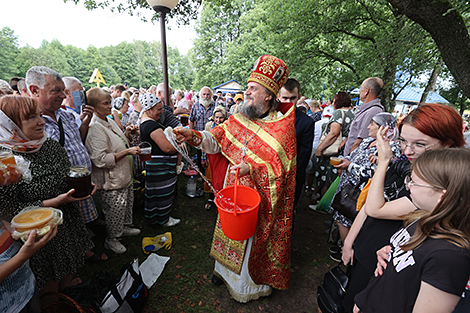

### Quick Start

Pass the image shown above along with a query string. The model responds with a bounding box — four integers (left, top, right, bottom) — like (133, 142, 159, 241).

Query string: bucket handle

(233, 168, 240, 216)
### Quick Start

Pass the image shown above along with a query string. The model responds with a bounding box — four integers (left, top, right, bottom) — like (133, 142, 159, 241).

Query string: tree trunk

(387, 0, 470, 99)
(419, 59, 443, 106)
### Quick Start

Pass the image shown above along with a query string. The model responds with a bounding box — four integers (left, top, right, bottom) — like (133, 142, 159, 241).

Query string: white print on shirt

(390, 226, 416, 273)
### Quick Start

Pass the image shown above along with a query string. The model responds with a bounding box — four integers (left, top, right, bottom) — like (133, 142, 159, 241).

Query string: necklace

(241, 119, 266, 158)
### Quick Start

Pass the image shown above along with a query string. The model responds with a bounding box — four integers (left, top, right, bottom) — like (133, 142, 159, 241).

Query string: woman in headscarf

(138, 93, 180, 226)
(329, 112, 401, 256)
(203, 106, 228, 210)
(111, 96, 130, 131)
(0, 95, 94, 297)
(85, 88, 141, 255)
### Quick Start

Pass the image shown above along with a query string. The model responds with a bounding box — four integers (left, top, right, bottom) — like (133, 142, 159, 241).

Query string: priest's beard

(238, 99, 265, 120)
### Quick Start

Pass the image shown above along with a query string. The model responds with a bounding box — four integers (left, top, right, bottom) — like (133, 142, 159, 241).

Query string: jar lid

(68, 165, 91, 178)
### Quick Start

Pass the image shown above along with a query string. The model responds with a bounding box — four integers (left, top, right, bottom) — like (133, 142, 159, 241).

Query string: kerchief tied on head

(113, 97, 127, 110)
(0, 109, 47, 153)
(137, 92, 162, 125)
(247, 55, 289, 95)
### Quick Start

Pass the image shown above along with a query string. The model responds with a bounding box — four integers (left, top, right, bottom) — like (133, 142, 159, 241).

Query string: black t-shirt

(140, 119, 174, 156)
(355, 221, 470, 313)
(354, 160, 411, 272)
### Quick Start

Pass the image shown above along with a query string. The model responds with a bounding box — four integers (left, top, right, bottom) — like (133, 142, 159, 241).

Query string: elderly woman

(138, 93, 179, 227)
(111, 96, 130, 131)
(85, 88, 141, 254)
(328, 113, 401, 261)
(203, 106, 228, 210)
(0, 95, 93, 298)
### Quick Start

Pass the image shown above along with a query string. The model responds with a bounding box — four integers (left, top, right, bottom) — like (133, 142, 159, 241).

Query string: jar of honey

(67, 165, 92, 198)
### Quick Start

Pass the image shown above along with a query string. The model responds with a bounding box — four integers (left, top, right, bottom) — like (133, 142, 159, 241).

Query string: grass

(79, 174, 336, 313)
(80, 175, 225, 312)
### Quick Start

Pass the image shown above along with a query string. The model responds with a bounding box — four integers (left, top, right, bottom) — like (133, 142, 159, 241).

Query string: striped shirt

(42, 109, 98, 223)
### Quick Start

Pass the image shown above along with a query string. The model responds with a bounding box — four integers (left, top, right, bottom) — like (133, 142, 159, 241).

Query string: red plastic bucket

(215, 169, 261, 241)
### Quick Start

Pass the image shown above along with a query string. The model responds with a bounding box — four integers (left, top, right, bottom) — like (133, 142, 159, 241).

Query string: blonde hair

(402, 148, 470, 252)
(86, 88, 111, 108)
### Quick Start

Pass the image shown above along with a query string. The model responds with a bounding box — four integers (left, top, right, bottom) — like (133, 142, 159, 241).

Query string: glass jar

(67, 165, 92, 198)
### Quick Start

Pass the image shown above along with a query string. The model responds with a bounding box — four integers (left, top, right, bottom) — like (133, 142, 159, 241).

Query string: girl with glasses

(341, 103, 465, 312)
(354, 148, 470, 313)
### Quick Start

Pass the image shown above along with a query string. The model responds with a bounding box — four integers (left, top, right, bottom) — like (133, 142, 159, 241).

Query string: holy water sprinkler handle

(233, 168, 240, 216)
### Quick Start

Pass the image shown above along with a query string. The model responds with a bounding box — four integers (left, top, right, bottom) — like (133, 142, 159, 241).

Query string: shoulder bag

(100, 259, 148, 313)
(317, 264, 351, 313)
(319, 109, 345, 156)
(331, 181, 361, 221)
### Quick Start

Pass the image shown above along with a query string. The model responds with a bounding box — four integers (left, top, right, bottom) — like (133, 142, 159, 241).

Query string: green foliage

(0, 27, 194, 90)
(0, 27, 20, 80)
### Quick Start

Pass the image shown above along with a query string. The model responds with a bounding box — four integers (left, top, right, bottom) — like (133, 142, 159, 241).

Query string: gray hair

(0, 79, 13, 94)
(25, 66, 63, 94)
(157, 83, 172, 95)
(200, 86, 213, 96)
(62, 76, 82, 90)
(175, 90, 184, 97)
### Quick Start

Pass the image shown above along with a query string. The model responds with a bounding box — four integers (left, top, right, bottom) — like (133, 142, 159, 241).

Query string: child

(354, 148, 470, 313)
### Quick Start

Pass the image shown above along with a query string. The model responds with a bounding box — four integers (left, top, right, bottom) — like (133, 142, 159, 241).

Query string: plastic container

(139, 142, 152, 162)
(186, 176, 197, 197)
(11, 207, 63, 242)
(67, 165, 92, 198)
(139, 147, 152, 162)
(330, 157, 341, 166)
(215, 169, 261, 241)
(0, 150, 15, 166)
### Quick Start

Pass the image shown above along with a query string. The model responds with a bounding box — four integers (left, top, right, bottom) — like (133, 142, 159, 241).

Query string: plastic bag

(142, 232, 172, 254)
(14, 155, 32, 183)
(316, 176, 340, 212)
(356, 178, 372, 212)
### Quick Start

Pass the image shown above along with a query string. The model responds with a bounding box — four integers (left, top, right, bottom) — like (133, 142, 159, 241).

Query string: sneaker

(163, 217, 181, 227)
(104, 238, 126, 254)
(309, 204, 327, 214)
(330, 252, 342, 263)
(329, 246, 342, 254)
(122, 226, 141, 237)
(205, 203, 212, 210)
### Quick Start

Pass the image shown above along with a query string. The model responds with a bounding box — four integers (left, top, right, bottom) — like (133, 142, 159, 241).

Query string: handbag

(317, 264, 350, 313)
(320, 110, 345, 156)
(331, 182, 361, 221)
(100, 259, 148, 313)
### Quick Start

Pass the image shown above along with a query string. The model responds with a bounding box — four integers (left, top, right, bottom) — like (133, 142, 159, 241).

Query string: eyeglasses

(404, 176, 440, 191)
(397, 138, 437, 153)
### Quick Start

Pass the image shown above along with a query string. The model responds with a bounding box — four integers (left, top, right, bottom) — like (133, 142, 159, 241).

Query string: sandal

(85, 251, 108, 263)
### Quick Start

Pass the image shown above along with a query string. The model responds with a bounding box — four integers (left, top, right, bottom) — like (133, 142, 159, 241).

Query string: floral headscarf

(0, 109, 46, 153)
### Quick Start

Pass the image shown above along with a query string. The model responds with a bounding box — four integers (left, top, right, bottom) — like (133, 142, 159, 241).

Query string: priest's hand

(230, 162, 250, 177)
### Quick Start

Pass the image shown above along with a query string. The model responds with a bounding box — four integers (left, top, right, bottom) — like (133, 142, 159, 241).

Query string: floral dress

(330, 138, 401, 227)
(0, 138, 93, 289)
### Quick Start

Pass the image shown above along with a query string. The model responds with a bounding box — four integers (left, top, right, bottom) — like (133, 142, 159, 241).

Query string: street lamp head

(146, 0, 179, 13)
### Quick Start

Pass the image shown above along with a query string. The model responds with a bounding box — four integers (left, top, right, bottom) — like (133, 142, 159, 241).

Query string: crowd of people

(0, 54, 469, 313)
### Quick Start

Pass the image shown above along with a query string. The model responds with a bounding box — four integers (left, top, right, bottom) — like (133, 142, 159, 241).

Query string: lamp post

(146, 0, 179, 108)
